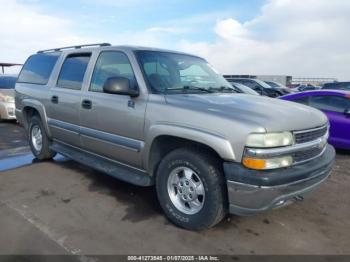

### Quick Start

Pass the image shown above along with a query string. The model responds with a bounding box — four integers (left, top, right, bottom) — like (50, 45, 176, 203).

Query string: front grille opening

(294, 126, 327, 144)
(293, 147, 324, 163)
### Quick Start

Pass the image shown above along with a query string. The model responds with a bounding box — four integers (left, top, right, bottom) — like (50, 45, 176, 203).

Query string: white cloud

(1, 0, 349, 80)
(178, 0, 350, 80)
(214, 18, 248, 40)
(0, 0, 89, 72)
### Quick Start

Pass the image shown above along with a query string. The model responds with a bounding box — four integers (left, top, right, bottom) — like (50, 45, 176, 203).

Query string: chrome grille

(294, 125, 328, 144)
(293, 147, 324, 163)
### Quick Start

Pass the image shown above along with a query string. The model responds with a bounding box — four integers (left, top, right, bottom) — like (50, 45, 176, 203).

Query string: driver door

(79, 51, 147, 168)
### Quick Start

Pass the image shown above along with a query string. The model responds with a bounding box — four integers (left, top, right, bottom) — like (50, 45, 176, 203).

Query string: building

(223, 74, 292, 86)
(291, 77, 337, 86)
(223, 74, 338, 87)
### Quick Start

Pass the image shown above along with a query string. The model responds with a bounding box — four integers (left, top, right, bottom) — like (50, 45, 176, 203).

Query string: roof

(281, 89, 350, 99)
(0, 63, 22, 67)
(36, 43, 201, 58)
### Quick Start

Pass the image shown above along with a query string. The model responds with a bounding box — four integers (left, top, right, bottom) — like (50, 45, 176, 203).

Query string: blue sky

(19, 0, 264, 43)
(2, 0, 350, 79)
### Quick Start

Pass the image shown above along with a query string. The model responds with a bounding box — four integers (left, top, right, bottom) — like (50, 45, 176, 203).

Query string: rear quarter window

(17, 53, 60, 85)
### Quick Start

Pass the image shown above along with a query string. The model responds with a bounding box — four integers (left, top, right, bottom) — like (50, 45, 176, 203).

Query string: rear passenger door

(48, 53, 91, 147)
(79, 51, 147, 168)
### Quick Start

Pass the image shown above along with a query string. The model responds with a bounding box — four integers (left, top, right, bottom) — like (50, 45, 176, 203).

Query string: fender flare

(143, 123, 236, 171)
(21, 99, 51, 137)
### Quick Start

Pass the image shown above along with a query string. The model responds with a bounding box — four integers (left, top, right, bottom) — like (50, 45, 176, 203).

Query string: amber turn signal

(242, 157, 266, 170)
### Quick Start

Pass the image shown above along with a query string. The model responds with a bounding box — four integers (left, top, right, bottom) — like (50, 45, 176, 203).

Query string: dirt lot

(0, 121, 349, 256)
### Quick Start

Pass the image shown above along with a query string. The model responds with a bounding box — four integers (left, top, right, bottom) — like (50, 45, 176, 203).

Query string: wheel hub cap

(31, 125, 42, 152)
(167, 167, 205, 215)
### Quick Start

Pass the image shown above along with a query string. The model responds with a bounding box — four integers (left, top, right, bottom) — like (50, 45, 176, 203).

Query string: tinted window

(0, 76, 17, 89)
(17, 53, 60, 85)
(293, 96, 309, 105)
(265, 81, 278, 88)
(57, 53, 91, 90)
(90, 51, 135, 92)
(309, 95, 349, 113)
(323, 82, 350, 90)
(233, 79, 255, 88)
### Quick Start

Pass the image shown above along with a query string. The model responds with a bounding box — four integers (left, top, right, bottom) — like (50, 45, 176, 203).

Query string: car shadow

(336, 148, 350, 156)
(55, 160, 163, 223)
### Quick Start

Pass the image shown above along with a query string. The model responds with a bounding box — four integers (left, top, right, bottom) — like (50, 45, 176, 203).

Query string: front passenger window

(90, 51, 136, 93)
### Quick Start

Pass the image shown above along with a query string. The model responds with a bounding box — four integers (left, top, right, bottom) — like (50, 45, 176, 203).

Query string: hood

(165, 93, 327, 132)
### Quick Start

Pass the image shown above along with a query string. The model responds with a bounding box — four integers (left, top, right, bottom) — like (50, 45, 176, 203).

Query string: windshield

(136, 51, 234, 94)
(265, 81, 279, 88)
(231, 82, 259, 95)
(254, 79, 273, 89)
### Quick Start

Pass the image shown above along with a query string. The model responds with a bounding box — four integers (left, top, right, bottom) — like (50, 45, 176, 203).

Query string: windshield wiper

(209, 86, 238, 93)
(165, 85, 213, 93)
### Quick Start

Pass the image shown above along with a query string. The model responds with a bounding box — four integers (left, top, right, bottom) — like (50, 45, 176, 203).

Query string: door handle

(81, 99, 92, 109)
(51, 95, 59, 104)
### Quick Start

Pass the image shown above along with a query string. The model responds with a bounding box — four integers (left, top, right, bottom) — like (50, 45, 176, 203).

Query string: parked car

(228, 81, 259, 95)
(297, 84, 319, 92)
(280, 90, 350, 150)
(0, 74, 17, 120)
(264, 81, 294, 95)
(16, 44, 335, 230)
(228, 78, 283, 97)
(322, 81, 350, 91)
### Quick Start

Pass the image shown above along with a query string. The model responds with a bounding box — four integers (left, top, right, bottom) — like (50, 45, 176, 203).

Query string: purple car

(280, 90, 350, 150)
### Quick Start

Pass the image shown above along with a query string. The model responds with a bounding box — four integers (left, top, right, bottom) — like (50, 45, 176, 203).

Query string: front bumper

(0, 102, 16, 120)
(224, 144, 335, 216)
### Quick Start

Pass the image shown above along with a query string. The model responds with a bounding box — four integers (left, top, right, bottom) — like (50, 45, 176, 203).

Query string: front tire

(28, 115, 56, 160)
(156, 148, 227, 230)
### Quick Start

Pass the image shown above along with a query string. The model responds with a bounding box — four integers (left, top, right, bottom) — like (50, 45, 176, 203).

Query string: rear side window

(17, 53, 60, 85)
(57, 53, 91, 90)
(309, 95, 349, 113)
(0, 76, 17, 89)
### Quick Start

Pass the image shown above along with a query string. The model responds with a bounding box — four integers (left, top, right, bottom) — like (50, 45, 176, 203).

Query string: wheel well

(22, 107, 40, 128)
(148, 135, 222, 176)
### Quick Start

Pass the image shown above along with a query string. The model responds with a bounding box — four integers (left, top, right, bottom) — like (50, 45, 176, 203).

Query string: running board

(50, 142, 153, 187)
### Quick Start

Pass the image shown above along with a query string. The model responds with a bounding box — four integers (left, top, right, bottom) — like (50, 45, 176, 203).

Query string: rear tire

(28, 115, 56, 160)
(156, 148, 227, 230)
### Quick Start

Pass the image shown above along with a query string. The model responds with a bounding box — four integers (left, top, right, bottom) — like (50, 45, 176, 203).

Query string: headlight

(246, 132, 294, 148)
(243, 156, 293, 170)
(5, 96, 14, 103)
(0, 95, 14, 103)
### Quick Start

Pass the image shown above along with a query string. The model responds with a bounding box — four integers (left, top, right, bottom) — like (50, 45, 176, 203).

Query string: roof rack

(37, 43, 111, 53)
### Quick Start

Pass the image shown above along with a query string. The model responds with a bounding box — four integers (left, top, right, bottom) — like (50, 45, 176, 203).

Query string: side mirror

(103, 77, 139, 97)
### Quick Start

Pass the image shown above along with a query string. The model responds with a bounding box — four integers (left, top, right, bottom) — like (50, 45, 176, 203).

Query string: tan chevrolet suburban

(15, 43, 335, 230)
